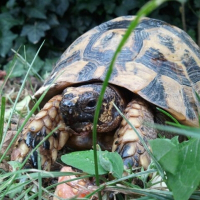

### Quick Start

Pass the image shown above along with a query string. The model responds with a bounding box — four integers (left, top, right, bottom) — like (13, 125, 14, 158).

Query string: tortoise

(11, 16, 200, 171)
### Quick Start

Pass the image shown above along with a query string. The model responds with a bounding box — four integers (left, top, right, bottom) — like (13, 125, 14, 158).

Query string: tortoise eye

(86, 100, 96, 108)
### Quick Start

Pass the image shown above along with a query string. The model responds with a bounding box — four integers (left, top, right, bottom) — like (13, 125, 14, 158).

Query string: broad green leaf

(171, 136, 179, 145)
(61, 150, 123, 178)
(166, 139, 200, 200)
(34, 0, 52, 9)
(52, 26, 68, 42)
(54, 0, 69, 16)
(6, 0, 16, 9)
(77, 1, 100, 13)
(21, 22, 50, 44)
(61, 150, 107, 175)
(104, 151, 123, 178)
(0, 12, 22, 30)
(98, 147, 123, 178)
(0, 30, 17, 57)
(23, 7, 47, 19)
(149, 138, 179, 174)
(47, 14, 60, 26)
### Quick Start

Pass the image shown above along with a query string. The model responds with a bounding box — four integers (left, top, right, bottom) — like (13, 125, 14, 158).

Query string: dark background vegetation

(0, 0, 200, 79)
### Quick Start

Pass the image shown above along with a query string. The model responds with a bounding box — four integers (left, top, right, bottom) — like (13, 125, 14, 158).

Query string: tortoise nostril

(62, 100, 75, 108)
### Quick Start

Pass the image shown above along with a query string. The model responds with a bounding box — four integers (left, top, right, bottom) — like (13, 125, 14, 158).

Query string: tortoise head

(60, 84, 125, 134)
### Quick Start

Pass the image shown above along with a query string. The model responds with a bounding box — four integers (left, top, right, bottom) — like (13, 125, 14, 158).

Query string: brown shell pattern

(35, 16, 200, 127)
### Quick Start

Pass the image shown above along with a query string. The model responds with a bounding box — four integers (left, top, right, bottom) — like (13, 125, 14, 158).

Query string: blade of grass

(45, 174, 92, 190)
(14, 186, 33, 200)
(0, 97, 6, 143)
(195, 92, 200, 125)
(37, 151, 42, 200)
(156, 107, 180, 125)
(11, 48, 44, 82)
(0, 169, 85, 181)
(153, 123, 200, 138)
(1, 72, 65, 199)
(24, 173, 53, 200)
(0, 74, 50, 163)
(0, 57, 17, 96)
(0, 126, 58, 199)
(92, 1, 168, 197)
(85, 169, 157, 199)
(0, 172, 18, 200)
(0, 179, 32, 196)
(0, 40, 45, 153)
(105, 186, 173, 200)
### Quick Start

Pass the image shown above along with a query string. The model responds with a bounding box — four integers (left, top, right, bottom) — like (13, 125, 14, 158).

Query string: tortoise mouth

(71, 122, 93, 135)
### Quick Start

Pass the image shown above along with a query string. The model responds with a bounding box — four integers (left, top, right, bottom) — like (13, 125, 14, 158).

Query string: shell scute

(35, 16, 200, 127)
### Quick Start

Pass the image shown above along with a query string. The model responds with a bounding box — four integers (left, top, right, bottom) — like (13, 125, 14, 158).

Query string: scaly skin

(11, 95, 71, 171)
(112, 98, 157, 169)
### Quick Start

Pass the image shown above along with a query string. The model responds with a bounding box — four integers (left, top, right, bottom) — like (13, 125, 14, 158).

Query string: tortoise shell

(35, 16, 200, 127)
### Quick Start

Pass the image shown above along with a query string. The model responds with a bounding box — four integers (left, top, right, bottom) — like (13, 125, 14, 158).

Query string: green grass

(92, 1, 168, 198)
(1, 0, 200, 199)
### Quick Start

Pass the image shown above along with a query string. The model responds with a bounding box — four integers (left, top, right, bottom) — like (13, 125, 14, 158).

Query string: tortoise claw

(30, 150, 38, 168)
(115, 140, 150, 169)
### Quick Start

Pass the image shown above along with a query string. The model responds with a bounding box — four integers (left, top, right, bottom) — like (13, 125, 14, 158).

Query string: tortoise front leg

(11, 95, 72, 171)
(112, 98, 157, 170)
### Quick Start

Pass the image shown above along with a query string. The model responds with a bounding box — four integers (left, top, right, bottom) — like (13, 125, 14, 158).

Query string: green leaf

(54, 0, 69, 16)
(98, 146, 123, 178)
(61, 150, 123, 178)
(8, 183, 24, 198)
(149, 138, 179, 174)
(47, 14, 60, 26)
(0, 12, 22, 30)
(104, 151, 124, 178)
(77, 0, 101, 13)
(166, 139, 200, 200)
(0, 30, 17, 57)
(23, 7, 47, 19)
(61, 150, 107, 175)
(6, 0, 16, 9)
(34, 0, 52, 9)
(21, 22, 50, 44)
(52, 26, 68, 42)
(171, 136, 179, 145)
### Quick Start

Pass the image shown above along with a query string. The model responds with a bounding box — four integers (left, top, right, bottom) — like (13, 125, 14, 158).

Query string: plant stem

(181, 2, 187, 32)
